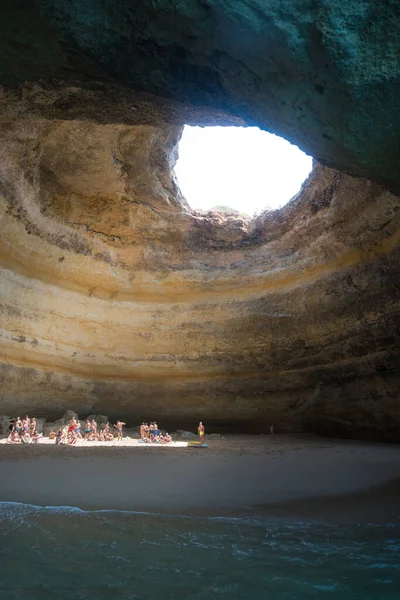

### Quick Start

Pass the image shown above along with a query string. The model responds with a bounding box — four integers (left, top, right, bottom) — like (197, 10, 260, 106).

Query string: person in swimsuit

(149, 422, 155, 440)
(198, 422, 205, 443)
(115, 420, 126, 441)
(140, 423, 145, 439)
(29, 418, 37, 435)
(8, 430, 20, 443)
(91, 419, 98, 435)
(23, 415, 30, 432)
(48, 429, 56, 440)
(15, 417, 22, 433)
(84, 420, 91, 438)
(31, 431, 41, 443)
(153, 422, 159, 437)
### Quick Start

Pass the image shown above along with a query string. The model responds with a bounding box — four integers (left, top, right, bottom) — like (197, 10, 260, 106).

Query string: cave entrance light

(175, 126, 313, 216)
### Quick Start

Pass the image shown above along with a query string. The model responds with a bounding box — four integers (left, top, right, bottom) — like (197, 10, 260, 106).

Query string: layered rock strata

(0, 113, 399, 439)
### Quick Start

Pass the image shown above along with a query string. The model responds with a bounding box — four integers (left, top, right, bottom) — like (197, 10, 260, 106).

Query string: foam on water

(1, 502, 400, 599)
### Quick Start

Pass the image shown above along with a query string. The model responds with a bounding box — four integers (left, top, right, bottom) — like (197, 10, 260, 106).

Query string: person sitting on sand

(68, 430, 77, 445)
(31, 431, 41, 443)
(114, 420, 126, 441)
(104, 423, 114, 441)
(48, 429, 56, 440)
(21, 431, 32, 443)
(198, 422, 205, 443)
(8, 430, 21, 444)
(164, 433, 172, 444)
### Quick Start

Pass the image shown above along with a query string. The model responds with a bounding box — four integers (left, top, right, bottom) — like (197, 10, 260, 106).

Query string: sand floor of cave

(0, 436, 190, 448)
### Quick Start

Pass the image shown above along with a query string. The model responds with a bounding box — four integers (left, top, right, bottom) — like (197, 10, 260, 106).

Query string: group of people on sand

(7, 414, 205, 446)
(48, 416, 127, 445)
(139, 422, 173, 444)
(7, 415, 42, 444)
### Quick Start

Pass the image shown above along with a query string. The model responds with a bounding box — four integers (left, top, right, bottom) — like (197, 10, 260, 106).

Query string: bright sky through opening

(175, 126, 313, 215)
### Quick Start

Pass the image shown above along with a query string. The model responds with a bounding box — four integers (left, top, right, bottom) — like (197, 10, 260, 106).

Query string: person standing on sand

(198, 422, 205, 443)
(91, 419, 97, 435)
(115, 420, 126, 441)
(84, 420, 91, 438)
(29, 418, 37, 435)
(75, 419, 82, 439)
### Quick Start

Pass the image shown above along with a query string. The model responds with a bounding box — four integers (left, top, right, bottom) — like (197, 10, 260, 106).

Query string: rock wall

(0, 113, 399, 438)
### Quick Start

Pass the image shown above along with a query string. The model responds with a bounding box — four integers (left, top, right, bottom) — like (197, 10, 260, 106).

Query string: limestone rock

(175, 430, 198, 440)
(0, 416, 12, 434)
(86, 415, 109, 426)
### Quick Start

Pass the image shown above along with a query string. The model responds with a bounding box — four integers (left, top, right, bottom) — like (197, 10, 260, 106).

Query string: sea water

(1, 502, 399, 599)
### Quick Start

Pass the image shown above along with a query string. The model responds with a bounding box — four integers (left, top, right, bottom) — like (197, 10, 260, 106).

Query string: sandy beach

(1, 433, 400, 523)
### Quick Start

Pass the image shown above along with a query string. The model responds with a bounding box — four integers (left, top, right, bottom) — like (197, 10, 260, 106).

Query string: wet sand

(1, 434, 400, 523)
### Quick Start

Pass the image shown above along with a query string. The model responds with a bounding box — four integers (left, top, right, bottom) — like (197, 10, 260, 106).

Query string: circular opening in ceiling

(175, 126, 313, 216)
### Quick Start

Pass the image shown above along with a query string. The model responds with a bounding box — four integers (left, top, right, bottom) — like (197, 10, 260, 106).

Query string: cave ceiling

(1, 0, 400, 188)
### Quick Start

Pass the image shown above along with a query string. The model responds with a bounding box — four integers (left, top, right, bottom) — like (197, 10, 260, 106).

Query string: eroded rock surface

(1, 1, 400, 189)
(0, 3, 399, 440)
(0, 110, 399, 439)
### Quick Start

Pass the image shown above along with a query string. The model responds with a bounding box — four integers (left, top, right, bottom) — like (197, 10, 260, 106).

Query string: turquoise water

(1, 503, 400, 599)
